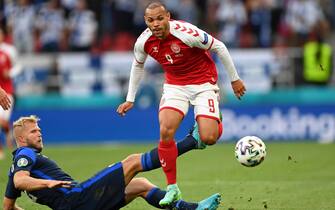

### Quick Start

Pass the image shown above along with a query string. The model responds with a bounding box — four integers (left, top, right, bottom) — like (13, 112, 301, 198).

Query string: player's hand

(47, 180, 73, 188)
(117, 101, 134, 116)
(231, 79, 246, 100)
(0, 88, 11, 110)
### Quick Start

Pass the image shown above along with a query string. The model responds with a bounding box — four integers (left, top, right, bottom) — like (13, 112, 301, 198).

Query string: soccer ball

(235, 136, 266, 167)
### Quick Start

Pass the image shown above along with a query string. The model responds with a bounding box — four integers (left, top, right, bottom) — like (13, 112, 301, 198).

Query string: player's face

(144, 6, 170, 39)
(23, 122, 43, 152)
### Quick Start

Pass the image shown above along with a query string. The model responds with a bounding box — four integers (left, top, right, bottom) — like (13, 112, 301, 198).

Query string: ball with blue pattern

(235, 136, 266, 167)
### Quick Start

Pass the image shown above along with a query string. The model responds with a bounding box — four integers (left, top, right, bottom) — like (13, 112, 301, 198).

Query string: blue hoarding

(11, 104, 335, 144)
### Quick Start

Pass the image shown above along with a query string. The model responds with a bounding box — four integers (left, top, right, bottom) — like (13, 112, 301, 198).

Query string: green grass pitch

(1, 142, 334, 210)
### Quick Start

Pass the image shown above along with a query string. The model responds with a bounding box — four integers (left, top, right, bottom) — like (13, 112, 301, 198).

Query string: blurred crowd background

(1, 0, 334, 52)
(0, 0, 334, 142)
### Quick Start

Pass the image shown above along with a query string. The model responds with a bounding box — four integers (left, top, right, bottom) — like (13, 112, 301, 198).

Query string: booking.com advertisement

(12, 104, 335, 143)
(220, 105, 335, 143)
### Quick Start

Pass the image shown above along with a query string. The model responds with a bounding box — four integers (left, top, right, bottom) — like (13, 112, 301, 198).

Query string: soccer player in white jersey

(117, 1, 246, 206)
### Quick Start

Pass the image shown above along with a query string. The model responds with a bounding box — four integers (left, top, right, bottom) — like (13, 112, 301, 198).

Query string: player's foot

(189, 122, 207, 149)
(196, 193, 221, 210)
(159, 184, 182, 207)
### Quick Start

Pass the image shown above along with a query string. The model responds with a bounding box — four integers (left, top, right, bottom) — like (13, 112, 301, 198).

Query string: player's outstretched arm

(13, 171, 72, 191)
(3, 197, 24, 210)
(126, 61, 145, 99)
(117, 101, 134, 116)
(0, 87, 11, 110)
(205, 35, 246, 100)
(117, 59, 145, 116)
(231, 79, 246, 100)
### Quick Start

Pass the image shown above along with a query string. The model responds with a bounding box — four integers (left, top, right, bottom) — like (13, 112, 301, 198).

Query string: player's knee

(126, 177, 155, 197)
(201, 135, 218, 145)
(201, 123, 223, 145)
(134, 177, 151, 186)
(160, 125, 175, 139)
(123, 154, 142, 172)
(200, 130, 219, 145)
(135, 178, 155, 197)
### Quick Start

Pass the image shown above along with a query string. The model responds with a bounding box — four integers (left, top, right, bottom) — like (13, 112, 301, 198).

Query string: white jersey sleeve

(209, 38, 240, 81)
(133, 28, 151, 64)
(126, 29, 152, 102)
(126, 60, 145, 102)
(170, 20, 240, 81)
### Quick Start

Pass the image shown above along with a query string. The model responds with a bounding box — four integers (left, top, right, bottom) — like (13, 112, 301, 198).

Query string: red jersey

(134, 20, 218, 85)
(126, 20, 240, 102)
(0, 49, 13, 94)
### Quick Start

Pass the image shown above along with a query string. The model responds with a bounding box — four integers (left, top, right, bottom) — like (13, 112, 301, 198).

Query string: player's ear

(143, 16, 149, 26)
(167, 12, 170, 20)
(16, 135, 25, 145)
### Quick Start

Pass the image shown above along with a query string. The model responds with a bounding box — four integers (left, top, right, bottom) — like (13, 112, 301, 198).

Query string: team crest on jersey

(17, 158, 29, 167)
(170, 43, 180, 54)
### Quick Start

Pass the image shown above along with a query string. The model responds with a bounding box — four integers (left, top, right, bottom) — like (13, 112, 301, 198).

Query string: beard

(26, 140, 43, 152)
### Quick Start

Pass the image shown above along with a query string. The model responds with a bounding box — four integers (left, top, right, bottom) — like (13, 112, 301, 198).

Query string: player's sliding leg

(124, 177, 221, 210)
(196, 193, 222, 210)
(141, 122, 203, 172)
(140, 114, 222, 172)
(121, 149, 221, 209)
(122, 123, 204, 184)
(146, 189, 221, 210)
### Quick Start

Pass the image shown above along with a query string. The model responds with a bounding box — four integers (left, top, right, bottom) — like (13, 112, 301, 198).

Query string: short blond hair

(13, 115, 40, 143)
(13, 115, 40, 130)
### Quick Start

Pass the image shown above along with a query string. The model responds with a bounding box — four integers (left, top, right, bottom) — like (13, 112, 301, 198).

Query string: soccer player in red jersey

(0, 28, 20, 159)
(117, 2, 246, 206)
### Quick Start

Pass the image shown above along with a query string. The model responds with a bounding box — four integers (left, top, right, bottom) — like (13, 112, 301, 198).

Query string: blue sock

(145, 188, 166, 209)
(176, 134, 197, 156)
(145, 187, 198, 210)
(171, 200, 198, 210)
(141, 135, 197, 171)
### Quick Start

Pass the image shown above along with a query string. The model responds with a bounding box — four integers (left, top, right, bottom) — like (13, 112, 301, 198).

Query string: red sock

(158, 140, 178, 185)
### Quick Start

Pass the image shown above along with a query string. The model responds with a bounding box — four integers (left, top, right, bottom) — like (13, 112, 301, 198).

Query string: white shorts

(0, 95, 14, 121)
(159, 83, 220, 121)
